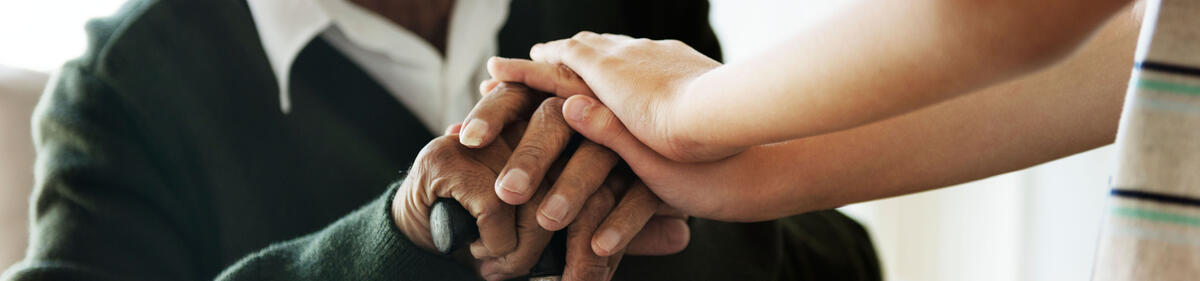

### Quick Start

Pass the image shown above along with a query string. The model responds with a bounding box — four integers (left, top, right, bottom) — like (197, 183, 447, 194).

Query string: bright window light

(0, 0, 127, 72)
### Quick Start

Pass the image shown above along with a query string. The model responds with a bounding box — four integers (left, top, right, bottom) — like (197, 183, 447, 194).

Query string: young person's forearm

(704, 6, 1137, 220)
(676, 0, 1131, 151)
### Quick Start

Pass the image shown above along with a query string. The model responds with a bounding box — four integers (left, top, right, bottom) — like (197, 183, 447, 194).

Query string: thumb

(561, 95, 668, 171)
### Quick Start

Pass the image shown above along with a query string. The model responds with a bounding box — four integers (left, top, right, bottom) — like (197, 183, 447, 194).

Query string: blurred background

(0, 0, 1113, 280)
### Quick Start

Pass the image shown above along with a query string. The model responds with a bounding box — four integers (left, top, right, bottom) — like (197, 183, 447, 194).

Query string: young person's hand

(485, 32, 741, 163)
(478, 4, 1140, 231)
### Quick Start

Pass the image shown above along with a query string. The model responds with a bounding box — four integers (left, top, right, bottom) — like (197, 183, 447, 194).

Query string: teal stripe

(1137, 78, 1200, 96)
(1136, 96, 1200, 114)
(1112, 206, 1200, 228)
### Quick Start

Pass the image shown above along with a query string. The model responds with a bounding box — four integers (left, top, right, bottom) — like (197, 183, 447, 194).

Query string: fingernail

(564, 96, 592, 123)
(497, 169, 530, 196)
(460, 119, 488, 147)
(596, 229, 620, 254)
(484, 273, 505, 281)
(541, 195, 569, 223)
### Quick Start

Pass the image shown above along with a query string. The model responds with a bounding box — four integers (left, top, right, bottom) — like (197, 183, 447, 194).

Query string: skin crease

(488, 2, 1142, 222)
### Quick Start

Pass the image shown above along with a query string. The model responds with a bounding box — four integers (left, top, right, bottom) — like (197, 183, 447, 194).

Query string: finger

(603, 250, 625, 281)
(432, 164, 518, 256)
(529, 32, 607, 66)
(563, 182, 617, 281)
(598, 33, 634, 42)
(538, 141, 619, 231)
(459, 82, 546, 148)
(560, 95, 670, 171)
(445, 122, 464, 136)
(471, 120, 529, 173)
(592, 181, 660, 257)
(478, 187, 554, 280)
(495, 98, 573, 205)
(479, 79, 501, 96)
(624, 216, 689, 255)
(469, 240, 490, 259)
(498, 120, 529, 149)
(487, 57, 594, 98)
(461, 134, 516, 175)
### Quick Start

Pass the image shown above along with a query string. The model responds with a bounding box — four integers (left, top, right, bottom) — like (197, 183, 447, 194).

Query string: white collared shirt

(245, 0, 511, 133)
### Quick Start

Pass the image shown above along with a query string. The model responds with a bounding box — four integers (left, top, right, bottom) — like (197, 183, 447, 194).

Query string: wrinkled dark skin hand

(392, 83, 687, 281)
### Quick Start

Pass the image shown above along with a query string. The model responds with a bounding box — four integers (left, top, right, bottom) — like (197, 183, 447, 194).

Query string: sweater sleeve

(1, 63, 476, 281)
(214, 185, 479, 281)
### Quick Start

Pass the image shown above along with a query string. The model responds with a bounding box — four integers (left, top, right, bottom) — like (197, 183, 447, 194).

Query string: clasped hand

(391, 82, 688, 281)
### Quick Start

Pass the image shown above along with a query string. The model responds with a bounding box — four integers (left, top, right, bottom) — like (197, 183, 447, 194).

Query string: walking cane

(431, 198, 565, 281)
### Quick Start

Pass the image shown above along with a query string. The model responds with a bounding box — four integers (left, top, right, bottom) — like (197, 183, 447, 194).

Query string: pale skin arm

(682, 0, 1132, 149)
(487, 3, 1138, 229)
(509, 0, 1132, 162)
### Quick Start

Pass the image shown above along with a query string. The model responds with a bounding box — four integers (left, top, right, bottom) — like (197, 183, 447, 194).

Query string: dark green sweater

(2, 0, 880, 280)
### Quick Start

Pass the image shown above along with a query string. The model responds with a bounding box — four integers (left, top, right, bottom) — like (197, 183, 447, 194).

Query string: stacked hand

(485, 32, 736, 163)
(390, 83, 688, 281)
(483, 33, 795, 222)
(393, 32, 788, 281)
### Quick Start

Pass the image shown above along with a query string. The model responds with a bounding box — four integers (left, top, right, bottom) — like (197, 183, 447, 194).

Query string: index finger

(536, 140, 619, 231)
(495, 98, 573, 205)
(563, 176, 619, 281)
(459, 82, 547, 148)
(591, 180, 662, 257)
(487, 57, 594, 99)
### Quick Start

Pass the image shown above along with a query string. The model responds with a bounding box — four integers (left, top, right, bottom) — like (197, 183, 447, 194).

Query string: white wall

(708, 1, 1114, 280)
(0, 0, 126, 72)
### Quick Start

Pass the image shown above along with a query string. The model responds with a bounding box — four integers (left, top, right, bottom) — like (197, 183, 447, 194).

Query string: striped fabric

(1093, 0, 1200, 280)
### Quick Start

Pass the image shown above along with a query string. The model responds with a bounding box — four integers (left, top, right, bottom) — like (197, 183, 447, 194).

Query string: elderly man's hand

(454, 82, 691, 280)
(391, 83, 687, 281)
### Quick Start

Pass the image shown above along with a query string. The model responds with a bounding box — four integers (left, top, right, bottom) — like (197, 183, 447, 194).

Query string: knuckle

(490, 240, 519, 259)
(537, 98, 567, 121)
(572, 31, 598, 40)
(569, 262, 611, 279)
(496, 255, 538, 275)
(512, 145, 551, 167)
(555, 64, 582, 85)
(439, 172, 491, 197)
(563, 38, 582, 49)
(420, 136, 463, 165)
(566, 43, 596, 61)
(595, 56, 622, 70)
(471, 193, 505, 214)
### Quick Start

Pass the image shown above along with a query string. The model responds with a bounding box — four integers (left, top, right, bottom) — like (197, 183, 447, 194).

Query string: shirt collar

(247, 0, 511, 115)
(245, 0, 332, 113)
